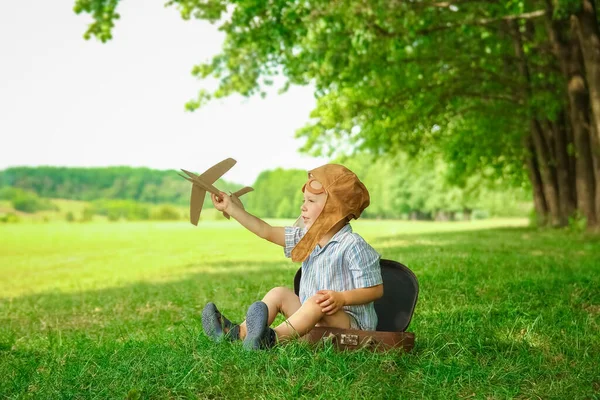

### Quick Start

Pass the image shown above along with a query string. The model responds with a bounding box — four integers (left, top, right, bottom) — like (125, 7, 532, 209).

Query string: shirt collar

(313, 223, 352, 253)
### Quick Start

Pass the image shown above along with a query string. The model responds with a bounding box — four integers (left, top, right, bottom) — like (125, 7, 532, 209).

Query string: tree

(74, 0, 600, 229)
(245, 168, 305, 218)
(275, 197, 294, 218)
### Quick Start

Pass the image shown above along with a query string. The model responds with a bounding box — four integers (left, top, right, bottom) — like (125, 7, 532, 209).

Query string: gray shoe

(243, 301, 277, 350)
(201, 302, 240, 342)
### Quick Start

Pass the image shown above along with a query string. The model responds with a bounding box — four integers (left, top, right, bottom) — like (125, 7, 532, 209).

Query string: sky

(0, 1, 328, 185)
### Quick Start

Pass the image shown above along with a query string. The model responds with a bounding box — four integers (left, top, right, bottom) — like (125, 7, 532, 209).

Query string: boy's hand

(211, 192, 231, 213)
(316, 290, 346, 315)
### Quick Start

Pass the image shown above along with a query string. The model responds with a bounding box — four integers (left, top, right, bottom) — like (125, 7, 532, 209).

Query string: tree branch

(416, 10, 547, 35)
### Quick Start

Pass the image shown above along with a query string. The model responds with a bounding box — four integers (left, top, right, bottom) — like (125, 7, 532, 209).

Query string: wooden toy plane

(178, 158, 254, 224)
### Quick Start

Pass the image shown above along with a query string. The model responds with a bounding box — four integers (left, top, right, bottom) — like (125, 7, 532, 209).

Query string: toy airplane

(178, 158, 254, 224)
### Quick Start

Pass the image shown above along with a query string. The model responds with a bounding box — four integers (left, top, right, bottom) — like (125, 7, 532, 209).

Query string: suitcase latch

(340, 334, 359, 346)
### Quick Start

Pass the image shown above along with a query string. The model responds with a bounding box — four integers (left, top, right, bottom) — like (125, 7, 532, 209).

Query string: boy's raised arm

(212, 193, 285, 247)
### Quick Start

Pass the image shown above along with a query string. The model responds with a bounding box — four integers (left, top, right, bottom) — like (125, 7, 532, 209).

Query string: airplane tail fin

(233, 187, 254, 197)
(223, 187, 254, 219)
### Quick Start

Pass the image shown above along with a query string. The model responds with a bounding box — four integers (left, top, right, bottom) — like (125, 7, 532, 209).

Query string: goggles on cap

(302, 178, 325, 195)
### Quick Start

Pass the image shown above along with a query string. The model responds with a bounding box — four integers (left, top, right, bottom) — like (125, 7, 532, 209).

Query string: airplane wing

(178, 173, 194, 183)
(190, 184, 205, 226)
(180, 158, 237, 225)
(180, 169, 221, 197)
(200, 158, 236, 184)
(233, 187, 254, 197)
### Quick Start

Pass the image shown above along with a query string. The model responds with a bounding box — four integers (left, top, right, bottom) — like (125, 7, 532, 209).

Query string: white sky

(0, 1, 328, 185)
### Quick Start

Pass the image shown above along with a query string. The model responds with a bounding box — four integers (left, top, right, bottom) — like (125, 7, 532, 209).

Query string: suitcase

(295, 259, 418, 352)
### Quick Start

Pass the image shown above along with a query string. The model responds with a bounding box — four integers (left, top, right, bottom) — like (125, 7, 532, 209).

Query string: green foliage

(70, 0, 589, 222)
(198, 208, 228, 221)
(0, 166, 242, 206)
(91, 199, 150, 221)
(336, 153, 532, 220)
(73, 0, 120, 42)
(71, 0, 591, 211)
(0, 187, 18, 200)
(0, 213, 20, 223)
(8, 189, 58, 214)
(81, 207, 95, 222)
(275, 197, 293, 218)
(568, 210, 588, 232)
(245, 168, 306, 218)
(1, 158, 531, 220)
(151, 205, 182, 221)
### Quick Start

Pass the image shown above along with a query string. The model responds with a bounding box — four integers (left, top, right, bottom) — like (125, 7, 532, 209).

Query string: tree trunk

(525, 136, 549, 225)
(568, 18, 598, 227)
(574, 0, 600, 148)
(546, 116, 576, 223)
(590, 122, 600, 227)
(531, 119, 562, 226)
(509, 18, 562, 226)
(544, 2, 597, 227)
(462, 208, 472, 221)
(567, 71, 597, 227)
(573, 0, 600, 228)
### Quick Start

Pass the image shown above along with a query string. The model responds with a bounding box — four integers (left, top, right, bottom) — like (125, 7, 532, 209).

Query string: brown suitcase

(295, 259, 418, 352)
(304, 326, 415, 352)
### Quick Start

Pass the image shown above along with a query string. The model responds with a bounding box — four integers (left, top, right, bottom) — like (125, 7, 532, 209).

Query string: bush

(199, 208, 227, 221)
(0, 187, 20, 200)
(151, 205, 181, 221)
(0, 212, 20, 223)
(92, 199, 150, 222)
(12, 195, 38, 213)
(568, 210, 587, 232)
(81, 208, 95, 222)
(472, 209, 490, 220)
(10, 189, 57, 213)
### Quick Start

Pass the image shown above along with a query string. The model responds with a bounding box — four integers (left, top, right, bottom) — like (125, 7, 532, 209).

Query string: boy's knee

(305, 295, 325, 315)
(266, 286, 292, 299)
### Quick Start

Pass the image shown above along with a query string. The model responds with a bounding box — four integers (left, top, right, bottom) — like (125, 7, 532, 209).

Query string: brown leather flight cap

(291, 164, 370, 262)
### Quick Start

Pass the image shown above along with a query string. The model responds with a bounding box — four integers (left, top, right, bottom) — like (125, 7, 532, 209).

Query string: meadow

(1, 219, 599, 399)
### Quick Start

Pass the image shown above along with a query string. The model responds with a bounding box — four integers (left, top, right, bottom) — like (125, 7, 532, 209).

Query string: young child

(201, 164, 383, 350)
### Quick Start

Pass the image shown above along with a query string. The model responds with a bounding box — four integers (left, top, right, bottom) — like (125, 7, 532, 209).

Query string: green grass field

(1, 219, 599, 399)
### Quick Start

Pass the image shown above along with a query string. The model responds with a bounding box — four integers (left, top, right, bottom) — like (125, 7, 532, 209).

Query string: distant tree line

(0, 166, 242, 206)
(242, 155, 531, 220)
(0, 157, 531, 221)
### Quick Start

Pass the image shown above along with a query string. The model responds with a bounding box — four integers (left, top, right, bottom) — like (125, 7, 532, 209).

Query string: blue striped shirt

(284, 223, 382, 330)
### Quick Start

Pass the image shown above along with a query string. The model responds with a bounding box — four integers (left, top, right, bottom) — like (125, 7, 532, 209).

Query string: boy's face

(300, 190, 327, 230)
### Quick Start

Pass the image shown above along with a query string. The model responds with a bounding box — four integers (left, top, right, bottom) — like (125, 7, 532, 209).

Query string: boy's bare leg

(238, 287, 301, 339)
(273, 294, 352, 342)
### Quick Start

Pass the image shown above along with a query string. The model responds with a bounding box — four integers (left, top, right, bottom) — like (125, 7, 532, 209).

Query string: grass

(1, 218, 599, 399)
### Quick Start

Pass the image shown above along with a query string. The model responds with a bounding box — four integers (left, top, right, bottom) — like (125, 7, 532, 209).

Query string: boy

(202, 164, 383, 350)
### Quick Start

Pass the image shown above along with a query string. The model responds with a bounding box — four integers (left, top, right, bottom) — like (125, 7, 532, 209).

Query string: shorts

(347, 313, 361, 330)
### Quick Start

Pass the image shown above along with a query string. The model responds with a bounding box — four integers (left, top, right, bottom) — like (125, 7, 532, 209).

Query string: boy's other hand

(315, 290, 345, 315)
(211, 192, 231, 213)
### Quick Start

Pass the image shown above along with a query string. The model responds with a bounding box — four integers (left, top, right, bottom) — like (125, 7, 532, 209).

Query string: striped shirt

(284, 223, 382, 330)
